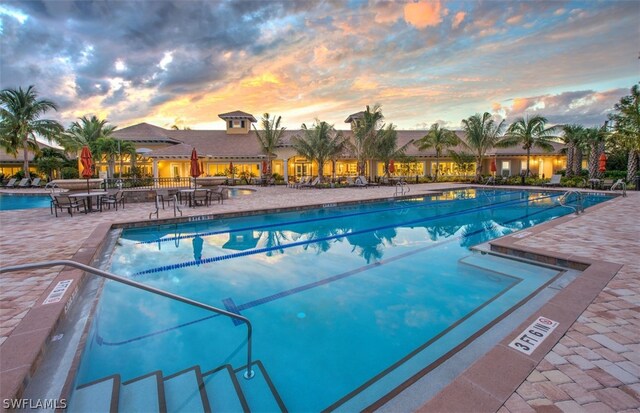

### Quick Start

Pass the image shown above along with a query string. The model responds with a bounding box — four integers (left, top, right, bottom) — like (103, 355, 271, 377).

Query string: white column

(283, 158, 289, 182)
(423, 161, 428, 177)
(152, 159, 158, 179)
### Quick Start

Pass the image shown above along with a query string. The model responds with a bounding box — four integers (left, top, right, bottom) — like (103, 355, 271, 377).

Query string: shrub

(61, 167, 80, 179)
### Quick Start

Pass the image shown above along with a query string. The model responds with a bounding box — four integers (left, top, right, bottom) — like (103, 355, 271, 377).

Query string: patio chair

(209, 186, 225, 204)
(99, 190, 125, 211)
(16, 178, 30, 188)
(3, 178, 17, 188)
(601, 179, 615, 190)
(30, 177, 42, 187)
(192, 189, 210, 206)
(155, 189, 178, 209)
(543, 174, 562, 187)
(354, 176, 368, 188)
(52, 194, 86, 217)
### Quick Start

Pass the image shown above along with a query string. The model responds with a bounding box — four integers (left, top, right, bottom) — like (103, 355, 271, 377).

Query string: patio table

(68, 191, 108, 213)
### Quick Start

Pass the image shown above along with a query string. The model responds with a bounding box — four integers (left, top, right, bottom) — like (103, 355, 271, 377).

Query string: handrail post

(0, 260, 255, 380)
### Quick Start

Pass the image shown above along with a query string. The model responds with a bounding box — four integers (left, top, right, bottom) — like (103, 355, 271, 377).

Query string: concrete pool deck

(0, 184, 638, 411)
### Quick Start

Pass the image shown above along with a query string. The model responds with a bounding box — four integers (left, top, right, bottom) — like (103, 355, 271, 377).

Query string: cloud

(404, 1, 444, 29)
(499, 89, 626, 126)
(452, 11, 466, 29)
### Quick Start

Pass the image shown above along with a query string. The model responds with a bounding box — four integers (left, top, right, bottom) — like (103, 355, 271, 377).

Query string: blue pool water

(75, 189, 610, 411)
(227, 187, 255, 197)
(0, 193, 50, 210)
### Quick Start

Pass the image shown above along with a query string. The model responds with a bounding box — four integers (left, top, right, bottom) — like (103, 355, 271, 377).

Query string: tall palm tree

(291, 120, 348, 182)
(94, 137, 136, 178)
(583, 126, 608, 180)
(610, 83, 640, 181)
(0, 85, 64, 179)
(351, 104, 385, 178)
(498, 115, 558, 177)
(414, 123, 459, 181)
(460, 112, 505, 182)
(559, 124, 584, 177)
(254, 113, 285, 176)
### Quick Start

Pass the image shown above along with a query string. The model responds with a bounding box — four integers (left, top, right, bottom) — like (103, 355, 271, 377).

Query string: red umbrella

(490, 159, 497, 174)
(80, 146, 94, 193)
(262, 160, 268, 175)
(190, 148, 202, 188)
(388, 160, 395, 174)
(598, 153, 607, 173)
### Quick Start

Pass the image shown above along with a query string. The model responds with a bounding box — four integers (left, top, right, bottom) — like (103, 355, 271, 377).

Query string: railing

(557, 190, 584, 215)
(103, 177, 194, 190)
(149, 194, 182, 219)
(394, 181, 410, 196)
(0, 260, 255, 379)
(610, 179, 627, 197)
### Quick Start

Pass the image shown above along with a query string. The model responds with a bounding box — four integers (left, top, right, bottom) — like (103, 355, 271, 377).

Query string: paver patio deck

(0, 184, 638, 411)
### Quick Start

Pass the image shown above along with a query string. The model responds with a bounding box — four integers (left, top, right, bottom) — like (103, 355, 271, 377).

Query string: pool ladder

(611, 179, 627, 197)
(557, 190, 584, 215)
(0, 260, 256, 380)
(394, 180, 410, 197)
(149, 194, 182, 219)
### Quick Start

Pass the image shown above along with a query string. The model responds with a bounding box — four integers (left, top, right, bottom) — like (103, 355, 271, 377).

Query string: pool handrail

(0, 259, 255, 379)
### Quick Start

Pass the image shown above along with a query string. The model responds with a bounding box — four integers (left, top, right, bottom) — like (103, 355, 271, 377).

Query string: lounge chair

(99, 190, 125, 211)
(300, 177, 320, 189)
(30, 177, 42, 187)
(292, 176, 309, 189)
(359, 176, 379, 187)
(16, 178, 30, 188)
(543, 174, 562, 187)
(3, 178, 17, 188)
(52, 194, 86, 217)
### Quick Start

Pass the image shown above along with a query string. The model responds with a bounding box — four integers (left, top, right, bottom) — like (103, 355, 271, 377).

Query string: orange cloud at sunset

(452, 11, 466, 29)
(404, 1, 444, 29)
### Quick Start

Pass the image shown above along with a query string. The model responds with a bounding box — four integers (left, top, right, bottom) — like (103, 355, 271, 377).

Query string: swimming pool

(227, 187, 255, 197)
(0, 193, 50, 210)
(72, 189, 610, 411)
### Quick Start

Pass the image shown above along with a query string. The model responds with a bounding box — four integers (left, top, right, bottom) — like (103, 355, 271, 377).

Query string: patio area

(0, 184, 638, 411)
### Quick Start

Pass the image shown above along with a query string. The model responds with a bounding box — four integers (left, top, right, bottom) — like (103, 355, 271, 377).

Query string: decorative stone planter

(194, 177, 230, 187)
(51, 178, 103, 190)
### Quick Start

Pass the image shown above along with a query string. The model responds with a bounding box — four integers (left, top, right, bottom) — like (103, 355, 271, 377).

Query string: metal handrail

(394, 181, 409, 196)
(557, 190, 584, 215)
(610, 179, 627, 197)
(0, 259, 255, 379)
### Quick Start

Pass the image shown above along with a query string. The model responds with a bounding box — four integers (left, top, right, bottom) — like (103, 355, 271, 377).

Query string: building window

(228, 120, 233, 128)
(241, 120, 245, 128)
(501, 161, 510, 177)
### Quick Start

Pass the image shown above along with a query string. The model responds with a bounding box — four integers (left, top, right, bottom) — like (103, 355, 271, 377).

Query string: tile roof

(218, 111, 257, 122)
(344, 111, 365, 123)
(109, 122, 567, 160)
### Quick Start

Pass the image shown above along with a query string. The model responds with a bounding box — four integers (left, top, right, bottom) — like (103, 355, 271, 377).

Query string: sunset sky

(1, 0, 638, 131)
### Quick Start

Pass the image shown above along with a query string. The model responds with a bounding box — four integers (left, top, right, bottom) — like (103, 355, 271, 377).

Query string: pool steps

(67, 360, 285, 412)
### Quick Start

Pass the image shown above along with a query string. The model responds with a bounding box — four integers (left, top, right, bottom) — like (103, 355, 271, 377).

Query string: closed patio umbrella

(388, 160, 395, 175)
(80, 146, 94, 193)
(490, 159, 497, 176)
(262, 160, 268, 175)
(598, 153, 607, 173)
(190, 148, 202, 188)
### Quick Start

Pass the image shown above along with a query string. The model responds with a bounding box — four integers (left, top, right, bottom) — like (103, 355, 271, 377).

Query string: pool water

(0, 193, 50, 210)
(75, 189, 610, 411)
(227, 187, 255, 197)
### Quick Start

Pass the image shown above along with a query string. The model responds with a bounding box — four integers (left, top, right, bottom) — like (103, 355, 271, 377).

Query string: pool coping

(415, 198, 623, 412)
(0, 187, 620, 409)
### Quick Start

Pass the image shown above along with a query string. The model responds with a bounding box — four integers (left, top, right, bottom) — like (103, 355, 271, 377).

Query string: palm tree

(559, 124, 584, 177)
(609, 83, 640, 181)
(372, 123, 413, 178)
(583, 126, 608, 180)
(460, 112, 505, 182)
(291, 120, 348, 183)
(254, 113, 285, 176)
(94, 137, 136, 178)
(351, 104, 385, 178)
(414, 123, 459, 181)
(498, 115, 558, 177)
(34, 147, 69, 181)
(59, 115, 116, 152)
(0, 85, 64, 179)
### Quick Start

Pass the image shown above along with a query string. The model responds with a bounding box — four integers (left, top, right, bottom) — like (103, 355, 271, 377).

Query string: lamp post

(118, 139, 122, 180)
